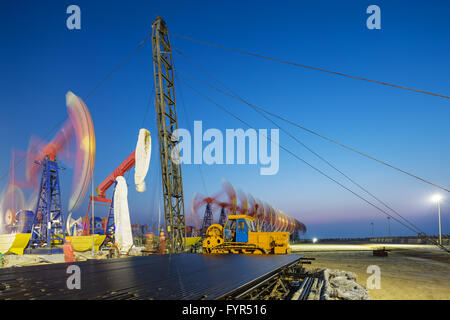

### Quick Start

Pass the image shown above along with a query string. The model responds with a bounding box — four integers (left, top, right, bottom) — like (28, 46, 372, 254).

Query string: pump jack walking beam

(152, 17, 186, 253)
(83, 151, 135, 235)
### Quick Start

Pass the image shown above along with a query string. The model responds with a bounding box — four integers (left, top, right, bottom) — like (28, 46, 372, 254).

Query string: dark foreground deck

(0, 253, 302, 300)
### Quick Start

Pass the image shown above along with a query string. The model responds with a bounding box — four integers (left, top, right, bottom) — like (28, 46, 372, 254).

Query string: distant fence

(293, 235, 450, 245)
(368, 236, 449, 245)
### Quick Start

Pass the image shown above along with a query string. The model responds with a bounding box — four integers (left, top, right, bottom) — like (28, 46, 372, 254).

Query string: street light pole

(438, 199, 442, 245)
(432, 194, 443, 246)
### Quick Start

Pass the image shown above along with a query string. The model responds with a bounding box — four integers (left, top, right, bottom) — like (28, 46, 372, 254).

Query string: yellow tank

(66, 235, 106, 251)
(0, 233, 32, 255)
(202, 215, 291, 254)
(184, 236, 202, 247)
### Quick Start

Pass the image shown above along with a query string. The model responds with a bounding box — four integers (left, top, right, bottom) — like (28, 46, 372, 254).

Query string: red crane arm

(95, 151, 135, 200)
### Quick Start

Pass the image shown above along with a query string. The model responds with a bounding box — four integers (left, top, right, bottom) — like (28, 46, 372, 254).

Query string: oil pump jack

(28, 17, 187, 254)
(83, 150, 135, 243)
(191, 185, 228, 237)
(82, 129, 151, 247)
(26, 91, 95, 253)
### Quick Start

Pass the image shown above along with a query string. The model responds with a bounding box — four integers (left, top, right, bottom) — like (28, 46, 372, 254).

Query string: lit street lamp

(431, 194, 443, 245)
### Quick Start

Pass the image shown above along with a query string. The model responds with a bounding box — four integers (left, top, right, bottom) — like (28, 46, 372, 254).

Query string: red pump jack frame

(83, 151, 135, 235)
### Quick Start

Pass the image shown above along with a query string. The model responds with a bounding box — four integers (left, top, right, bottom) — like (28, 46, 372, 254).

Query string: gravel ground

(291, 244, 450, 300)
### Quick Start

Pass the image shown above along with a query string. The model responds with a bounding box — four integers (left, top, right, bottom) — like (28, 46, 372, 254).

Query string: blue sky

(0, 0, 449, 238)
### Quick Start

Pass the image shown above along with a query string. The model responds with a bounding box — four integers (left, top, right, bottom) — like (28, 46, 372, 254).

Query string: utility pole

(370, 222, 374, 237)
(151, 16, 186, 253)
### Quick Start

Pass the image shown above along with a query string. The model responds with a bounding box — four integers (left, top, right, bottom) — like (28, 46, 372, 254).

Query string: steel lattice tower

(218, 207, 227, 226)
(29, 157, 65, 250)
(152, 17, 186, 253)
(200, 203, 213, 237)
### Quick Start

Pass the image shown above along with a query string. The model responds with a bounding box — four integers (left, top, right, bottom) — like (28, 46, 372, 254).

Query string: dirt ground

(291, 244, 450, 300)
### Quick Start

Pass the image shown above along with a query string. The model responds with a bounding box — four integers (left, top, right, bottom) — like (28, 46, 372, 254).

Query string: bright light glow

(431, 194, 443, 203)
(312, 238, 318, 243)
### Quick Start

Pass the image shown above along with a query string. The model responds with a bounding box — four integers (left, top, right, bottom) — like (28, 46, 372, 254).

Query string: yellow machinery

(202, 215, 291, 254)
